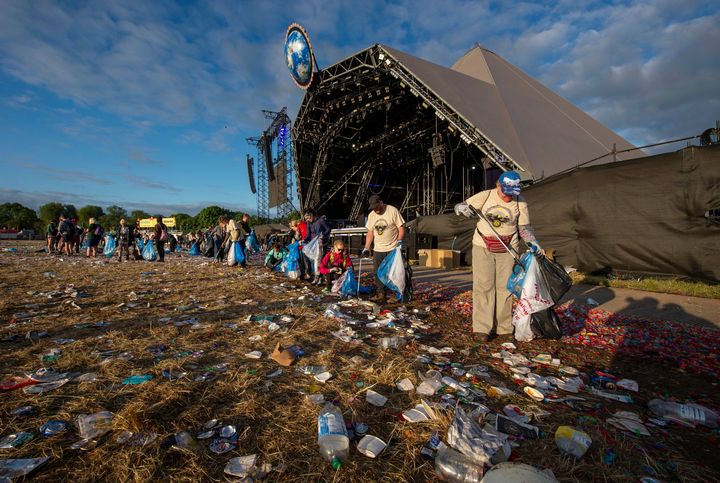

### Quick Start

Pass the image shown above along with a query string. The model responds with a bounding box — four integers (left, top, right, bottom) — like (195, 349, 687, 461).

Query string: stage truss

(292, 44, 524, 223)
(247, 107, 296, 222)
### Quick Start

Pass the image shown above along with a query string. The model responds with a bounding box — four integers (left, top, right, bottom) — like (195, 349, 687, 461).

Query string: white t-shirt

(366, 204, 405, 252)
(466, 189, 529, 250)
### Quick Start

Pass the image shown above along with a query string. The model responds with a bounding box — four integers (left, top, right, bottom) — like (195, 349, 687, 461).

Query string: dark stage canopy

(293, 44, 639, 223)
(408, 145, 720, 282)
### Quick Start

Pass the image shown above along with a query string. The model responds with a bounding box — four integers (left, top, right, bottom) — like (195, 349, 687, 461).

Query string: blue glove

(529, 242, 545, 257)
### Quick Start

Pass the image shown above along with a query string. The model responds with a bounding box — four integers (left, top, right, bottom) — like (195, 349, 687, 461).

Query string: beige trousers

(472, 244, 515, 335)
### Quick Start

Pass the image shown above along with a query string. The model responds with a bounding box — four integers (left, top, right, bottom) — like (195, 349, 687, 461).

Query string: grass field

(1, 245, 718, 482)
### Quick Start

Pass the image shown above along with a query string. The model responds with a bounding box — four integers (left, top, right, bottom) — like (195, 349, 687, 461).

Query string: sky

(0, 0, 718, 216)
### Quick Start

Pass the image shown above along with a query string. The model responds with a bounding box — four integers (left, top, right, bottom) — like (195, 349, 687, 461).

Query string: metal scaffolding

(247, 107, 296, 222)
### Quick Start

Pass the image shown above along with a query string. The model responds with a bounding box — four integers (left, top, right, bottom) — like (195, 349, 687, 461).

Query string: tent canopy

(381, 44, 640, 180)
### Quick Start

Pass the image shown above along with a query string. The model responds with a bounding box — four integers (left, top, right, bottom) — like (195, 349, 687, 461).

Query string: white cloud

(0, 0, 716, 153)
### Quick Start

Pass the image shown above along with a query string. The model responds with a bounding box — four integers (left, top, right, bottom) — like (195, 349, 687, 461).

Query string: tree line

(0, 202, 299, 234)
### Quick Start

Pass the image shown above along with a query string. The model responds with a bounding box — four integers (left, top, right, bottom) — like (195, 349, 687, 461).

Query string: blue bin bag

(377, 247, 406, 300)
(142, 240, 158, 261)
(103, 235, 117, 258)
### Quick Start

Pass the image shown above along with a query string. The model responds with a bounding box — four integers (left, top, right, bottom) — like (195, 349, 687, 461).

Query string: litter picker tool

(466, 204, 523, 265)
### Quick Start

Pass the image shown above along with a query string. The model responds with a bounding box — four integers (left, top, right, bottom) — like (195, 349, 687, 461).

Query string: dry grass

(570, 272, 720, 299)
(0, 244, 718, 482)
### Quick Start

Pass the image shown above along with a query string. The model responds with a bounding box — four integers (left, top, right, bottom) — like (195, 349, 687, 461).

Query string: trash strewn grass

(1, 245, 719, 482)
(571, 272, 720, 299)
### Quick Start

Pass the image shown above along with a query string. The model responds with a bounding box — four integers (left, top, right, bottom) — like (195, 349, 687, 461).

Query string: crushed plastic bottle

(555, 426, 592, 458)
(434, 445, 483, 482)
(379, 336, 407, 349)
(648, 399, 719, 428)
(317, 403, 349, 469)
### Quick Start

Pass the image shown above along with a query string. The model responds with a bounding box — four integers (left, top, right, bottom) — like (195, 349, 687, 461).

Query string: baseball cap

(368, 194, 382, 210)
(498, 171, 522, 196)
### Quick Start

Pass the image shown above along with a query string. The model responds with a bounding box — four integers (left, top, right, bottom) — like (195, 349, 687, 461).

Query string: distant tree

(194, 206, 232, 230)
(129, 210, 151, 223)
(102, 205, 128, 230)
(63, 204, 78, 220)
(172, 213, 194, 231)
(38, 202, 66, 224)
(77, 205, 105, 226)
(0, 203, 39, 230)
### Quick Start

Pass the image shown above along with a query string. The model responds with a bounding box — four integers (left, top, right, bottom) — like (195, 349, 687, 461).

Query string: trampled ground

(1, 245, 718, 482)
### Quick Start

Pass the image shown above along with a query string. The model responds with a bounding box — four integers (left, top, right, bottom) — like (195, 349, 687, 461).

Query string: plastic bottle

(648, 399, 719, 428)
(554, 426, 592, 458)
(434, 445, 483, 483)
(380, 336, 407, 349)
(317, 403, 349, 469)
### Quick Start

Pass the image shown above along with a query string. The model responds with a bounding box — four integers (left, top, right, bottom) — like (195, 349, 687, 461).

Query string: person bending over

(320, 240, 354, 293)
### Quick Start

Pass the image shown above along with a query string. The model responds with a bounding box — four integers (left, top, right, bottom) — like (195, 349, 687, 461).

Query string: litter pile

(0, 246, 718, 481)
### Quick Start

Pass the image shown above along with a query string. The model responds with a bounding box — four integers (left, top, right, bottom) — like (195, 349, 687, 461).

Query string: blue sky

(0, 0, 718, 215)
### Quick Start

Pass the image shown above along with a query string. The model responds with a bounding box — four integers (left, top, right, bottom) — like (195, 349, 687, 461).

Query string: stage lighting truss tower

(247, 107, 295, 222)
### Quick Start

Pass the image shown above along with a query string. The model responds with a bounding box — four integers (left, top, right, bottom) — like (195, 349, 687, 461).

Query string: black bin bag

(536, 255, 573, 304)
(530, 306, 563, 340)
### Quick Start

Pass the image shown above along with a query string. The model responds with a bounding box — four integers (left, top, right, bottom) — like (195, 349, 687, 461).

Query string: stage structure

(246, 107, 296, 222)
(291, 43, 640, 223)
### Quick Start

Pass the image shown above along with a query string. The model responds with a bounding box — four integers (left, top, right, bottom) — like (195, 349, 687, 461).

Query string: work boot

(473, 332, 490, 344)
(493, 333, 516, 344)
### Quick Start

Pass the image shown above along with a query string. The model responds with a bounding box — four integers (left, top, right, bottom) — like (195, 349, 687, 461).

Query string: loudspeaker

(247, 155, 256, 194)
(263, 135, 275, 181)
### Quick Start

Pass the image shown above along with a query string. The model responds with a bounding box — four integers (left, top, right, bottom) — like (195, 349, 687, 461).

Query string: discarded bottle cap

(204, 419, 220, 429)
(331, 457, 342, 470)
(219, 425, 237, 439)
(40, 420, 67, 437)
(354, 423, 368, 436)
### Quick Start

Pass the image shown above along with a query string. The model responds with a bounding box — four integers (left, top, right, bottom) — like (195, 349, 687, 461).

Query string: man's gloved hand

(454, 202, 475, 218)
(396, 240, 403, 249)
(330, 267, 341, 274)
(361, 247, 370, 258)
(529, 242, 546, 257)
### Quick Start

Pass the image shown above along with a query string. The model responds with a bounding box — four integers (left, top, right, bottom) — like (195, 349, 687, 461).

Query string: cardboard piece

(270, 342, 297, 367)
(416, 249, 461, 269)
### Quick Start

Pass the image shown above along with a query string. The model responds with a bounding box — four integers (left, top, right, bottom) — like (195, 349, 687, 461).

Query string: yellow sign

(138, 217, 176, 228)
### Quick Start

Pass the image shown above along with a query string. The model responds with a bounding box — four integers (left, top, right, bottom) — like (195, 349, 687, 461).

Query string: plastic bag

(530, 307, 563, 340)
(536, 256, 573, 304)
(285, 242, 300, 279)
(136, 239, 144, 252)
(335, 269, 371, 297)
(227, 241, 245, 266)
(103, 235, 117, 258)
(447, 406, 509, 466)
(188, 242, 200, 256)
(377, 247, 406, 300)
(332, 271, 348, 293)
(508, 252, 554, 342)
(303, 236, 322, 274)
(142, 240, 157, 261)
(247, 230, 260, 253)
